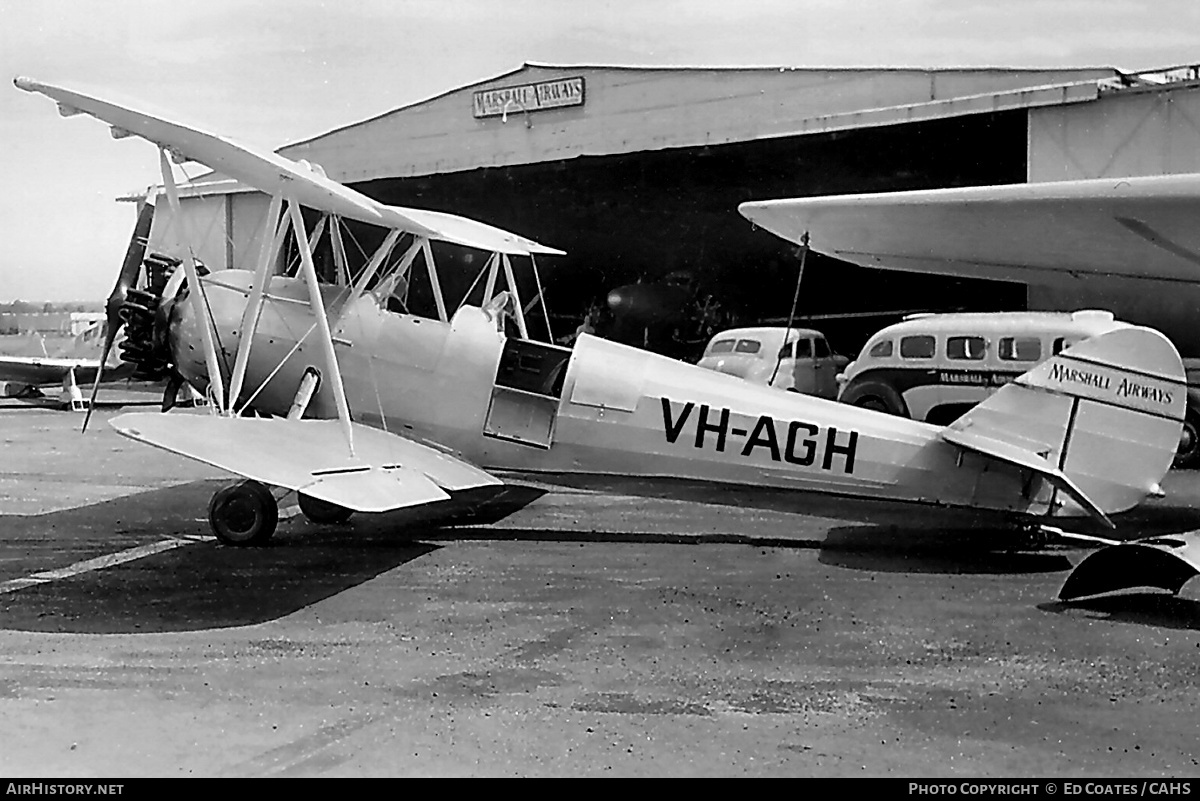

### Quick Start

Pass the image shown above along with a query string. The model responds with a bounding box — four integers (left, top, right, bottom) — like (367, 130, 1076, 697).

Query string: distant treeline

(0, 301, 104, 313)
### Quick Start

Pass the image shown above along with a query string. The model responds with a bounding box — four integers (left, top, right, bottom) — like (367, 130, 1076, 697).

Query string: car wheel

(1174, 412, 1200, 469)
(855, 397, 891, 414)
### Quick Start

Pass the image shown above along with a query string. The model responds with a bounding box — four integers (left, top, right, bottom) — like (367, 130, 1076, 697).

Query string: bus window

(734, 339, 762, 355)
(947, 336, 986, 360)
(794, 338, 812, 359)
(900, 335, 935, 359)
(709, 339, 735, 354)
(999, 336, 1041, 361)
(868, 339, 893, 358)
(1052, 337, 1075, 355)
(814, 337, 830, 358)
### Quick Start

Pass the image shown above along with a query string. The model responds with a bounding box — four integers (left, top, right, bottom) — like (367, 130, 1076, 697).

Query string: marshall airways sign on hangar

(472, 77, 585, 118)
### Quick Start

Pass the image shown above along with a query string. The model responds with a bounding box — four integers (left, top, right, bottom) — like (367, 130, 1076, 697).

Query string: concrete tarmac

(1, 397, 1199, 777)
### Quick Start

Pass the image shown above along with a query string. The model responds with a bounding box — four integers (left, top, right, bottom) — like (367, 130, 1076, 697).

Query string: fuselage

(172, 271, 1054, 526)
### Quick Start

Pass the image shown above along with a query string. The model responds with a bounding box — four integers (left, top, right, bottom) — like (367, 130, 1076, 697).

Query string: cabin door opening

(483, 338, 573, 448)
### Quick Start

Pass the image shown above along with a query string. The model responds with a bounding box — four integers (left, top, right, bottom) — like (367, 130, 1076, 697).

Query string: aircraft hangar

(158, 62, 1200, 354)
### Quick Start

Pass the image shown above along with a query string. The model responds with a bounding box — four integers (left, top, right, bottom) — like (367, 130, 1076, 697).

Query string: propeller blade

(161, 372, 183, 413)
(82, 200, 155, 433)
(80, 333, 115, 433)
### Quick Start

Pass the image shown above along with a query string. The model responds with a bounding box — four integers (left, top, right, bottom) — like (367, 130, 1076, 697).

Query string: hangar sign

(473, 77, 585, 118)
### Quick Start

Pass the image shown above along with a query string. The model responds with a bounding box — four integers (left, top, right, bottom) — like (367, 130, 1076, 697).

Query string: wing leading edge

(14, 76, 562, 257)
(739, 173, 1200, 285)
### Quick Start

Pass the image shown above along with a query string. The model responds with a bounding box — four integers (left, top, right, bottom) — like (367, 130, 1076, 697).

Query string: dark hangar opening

(350, 109, 1029, 357)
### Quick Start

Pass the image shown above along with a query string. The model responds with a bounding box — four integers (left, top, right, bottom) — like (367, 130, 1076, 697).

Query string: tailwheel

(208, 479, 278, 546)
(298, 493, 353, 525)
(1015, 523, 1057, 550)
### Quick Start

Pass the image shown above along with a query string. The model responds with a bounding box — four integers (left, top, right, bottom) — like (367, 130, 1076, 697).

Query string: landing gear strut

(208, 479, 278, 546)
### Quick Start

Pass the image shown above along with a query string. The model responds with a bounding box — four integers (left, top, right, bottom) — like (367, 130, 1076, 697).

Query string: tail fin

(54, 321, 105, 359)
(944, 326, 1185, 522)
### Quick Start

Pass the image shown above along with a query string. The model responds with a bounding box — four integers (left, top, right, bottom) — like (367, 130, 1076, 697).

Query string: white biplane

(15, 76, 1198, 601)
(0, 326, 127, 410)
(0, 200, 153, 410)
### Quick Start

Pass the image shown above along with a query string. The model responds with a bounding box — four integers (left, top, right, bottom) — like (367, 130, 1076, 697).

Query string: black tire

(840, 378, 908, 417)
(855, 397, 891, 414)
(1174, 412, 1200, 469)
(208, 480, 278, 546)
(298, 493, 353, 525)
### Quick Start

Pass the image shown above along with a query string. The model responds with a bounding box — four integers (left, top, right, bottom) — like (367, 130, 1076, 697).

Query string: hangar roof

(276, 63, 1118, 184)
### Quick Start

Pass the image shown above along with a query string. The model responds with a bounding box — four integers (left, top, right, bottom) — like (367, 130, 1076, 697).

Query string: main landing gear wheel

(208, 479, 278, 546)
(298, 493, 353, 525)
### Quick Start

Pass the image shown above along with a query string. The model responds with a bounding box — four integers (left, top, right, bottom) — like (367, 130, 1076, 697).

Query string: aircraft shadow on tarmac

(815, 525, 1075, 575)
(7, 477, 1200, 634)
(1039, 593, 1200, 631)
(0, 480, 440, 634)
(817, 499, 1200, 577)
(437, 522, 1071, 575)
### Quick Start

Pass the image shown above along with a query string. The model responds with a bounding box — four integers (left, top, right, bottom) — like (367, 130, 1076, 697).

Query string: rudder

(946, 326, 1186, 519)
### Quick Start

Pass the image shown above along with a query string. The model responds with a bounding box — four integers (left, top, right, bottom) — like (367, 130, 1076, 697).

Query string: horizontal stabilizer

(1059, 531, 1200, 601)
(942, 427, 1114, 529)
(943, 327, 1185, 524)
(109, 412, 501, 513)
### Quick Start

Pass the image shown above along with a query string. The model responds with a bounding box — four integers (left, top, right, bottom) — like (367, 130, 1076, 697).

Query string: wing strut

(287, 200, 356, 457)
(501, 253, 529, 339)
(159, 148, 226, 414)
(530, 254, 553, 342)
(421, 238, 448, 322)
(228, 193, 286, 411)
(333, 228, 403, 329)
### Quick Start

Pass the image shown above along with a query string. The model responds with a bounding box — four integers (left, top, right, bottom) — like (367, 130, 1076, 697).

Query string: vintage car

(697, 326, 849, 399)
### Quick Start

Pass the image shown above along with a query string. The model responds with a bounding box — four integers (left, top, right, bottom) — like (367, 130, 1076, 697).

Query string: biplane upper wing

(13, 76, 561, 257)
(110, 413, 502, 512)
(738, 173, 1200, 285)
(13, 77, 384, 224)
(375, 206, 564, 256)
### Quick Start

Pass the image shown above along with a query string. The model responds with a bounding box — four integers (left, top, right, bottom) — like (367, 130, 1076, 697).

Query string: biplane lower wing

(108, 412, 502, 513)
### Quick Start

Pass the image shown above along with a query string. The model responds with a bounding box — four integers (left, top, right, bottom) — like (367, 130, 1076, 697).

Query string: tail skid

(942, 326, 1186, 527)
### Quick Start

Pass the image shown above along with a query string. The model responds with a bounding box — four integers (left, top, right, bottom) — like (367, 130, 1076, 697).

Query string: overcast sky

(2, 0, 1199, 301)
